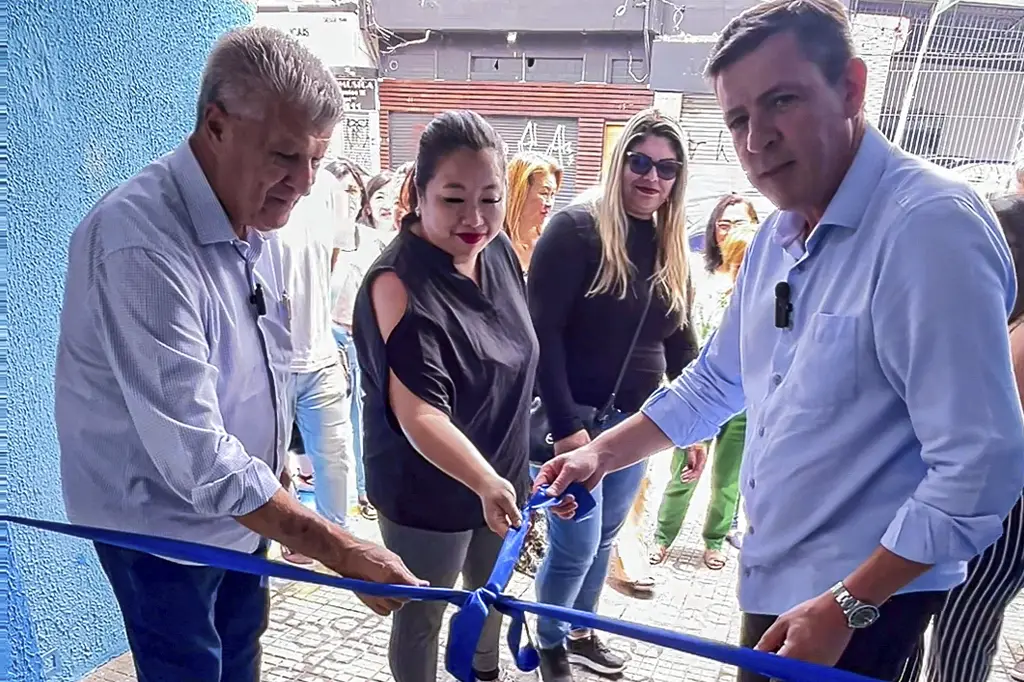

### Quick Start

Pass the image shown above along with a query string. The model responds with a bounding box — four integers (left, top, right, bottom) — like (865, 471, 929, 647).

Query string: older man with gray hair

(55, 25, 423, 682)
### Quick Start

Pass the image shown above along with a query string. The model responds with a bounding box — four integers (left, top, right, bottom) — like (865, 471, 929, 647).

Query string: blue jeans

(95, 541, 270, 682)
(332, 324, 366, 498)
(293, 362, 351, 527)
(531, 458, 648, 649)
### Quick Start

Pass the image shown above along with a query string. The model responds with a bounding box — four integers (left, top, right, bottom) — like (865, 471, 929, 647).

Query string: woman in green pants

(650, 195, 758, 570)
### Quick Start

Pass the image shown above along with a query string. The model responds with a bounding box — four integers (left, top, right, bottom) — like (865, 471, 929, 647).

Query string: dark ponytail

(398, 168, 419, 232)
(399, 110, 505, 231)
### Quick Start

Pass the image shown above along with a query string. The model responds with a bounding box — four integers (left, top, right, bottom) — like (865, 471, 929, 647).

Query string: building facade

(368, 0, 672, 206)
(255, 1, 382, 173)
(650, 0, 1024, 233)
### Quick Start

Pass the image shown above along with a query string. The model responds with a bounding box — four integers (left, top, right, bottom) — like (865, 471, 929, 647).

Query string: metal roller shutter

(379, 79, 654, 188)
(485, 115, 579, 209)
(387, 112, 435, 170)
(678, 94, 775, 236)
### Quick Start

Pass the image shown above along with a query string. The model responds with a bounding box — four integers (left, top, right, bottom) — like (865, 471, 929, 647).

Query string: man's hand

(755, 591, 853, 665)
(324, 538, 428, 616)
(681, 443, 707, 483)
(238, 489, 427, 616)
(533, 442, 606, 520)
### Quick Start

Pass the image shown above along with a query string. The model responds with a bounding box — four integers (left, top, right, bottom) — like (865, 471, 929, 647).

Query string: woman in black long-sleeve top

(527, 108, 697, 681)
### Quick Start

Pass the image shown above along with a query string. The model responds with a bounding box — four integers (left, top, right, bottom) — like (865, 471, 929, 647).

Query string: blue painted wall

(6, 2, 253, 680)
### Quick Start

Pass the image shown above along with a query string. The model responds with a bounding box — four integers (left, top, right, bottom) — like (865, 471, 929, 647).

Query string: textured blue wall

(6, 2, 253, 680)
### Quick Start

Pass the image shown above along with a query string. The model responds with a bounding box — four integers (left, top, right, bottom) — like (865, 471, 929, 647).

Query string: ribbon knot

(445, 483, 595, 681)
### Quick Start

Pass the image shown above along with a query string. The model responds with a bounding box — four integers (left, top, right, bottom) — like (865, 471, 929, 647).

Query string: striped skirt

(899, 492, 1024, 682)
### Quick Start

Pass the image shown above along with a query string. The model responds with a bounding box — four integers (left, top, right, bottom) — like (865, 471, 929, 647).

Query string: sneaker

(1011, 660, 1024, 682)
(538, 645, 575, 682)
(474, 669, 517, 682)
(294, 473, 316, 493)
(566, 634, 628, 676)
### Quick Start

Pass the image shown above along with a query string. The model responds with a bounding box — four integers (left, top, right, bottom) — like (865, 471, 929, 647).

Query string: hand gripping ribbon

(2, 484, 881, 682)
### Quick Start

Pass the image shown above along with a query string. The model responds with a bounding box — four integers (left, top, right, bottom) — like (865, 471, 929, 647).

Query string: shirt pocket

(788, 313, 858, 413)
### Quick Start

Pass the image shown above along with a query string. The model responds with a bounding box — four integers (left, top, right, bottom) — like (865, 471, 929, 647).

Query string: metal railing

(850, 0, 1024, 196)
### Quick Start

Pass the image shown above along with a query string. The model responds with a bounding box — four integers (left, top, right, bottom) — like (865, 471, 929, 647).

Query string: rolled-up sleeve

(642, 269, 746, 447)
(93, 247, 281, 517)
(874, 196, 1024, 564)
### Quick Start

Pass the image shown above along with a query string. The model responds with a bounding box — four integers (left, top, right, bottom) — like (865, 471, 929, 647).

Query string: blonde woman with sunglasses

(526, 108, 696, 681)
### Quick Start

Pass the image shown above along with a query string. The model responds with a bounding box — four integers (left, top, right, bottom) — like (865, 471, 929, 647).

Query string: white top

(330, 226, 386, 327)
(365, 224, 399, 247)
(278, 168, 347, 374)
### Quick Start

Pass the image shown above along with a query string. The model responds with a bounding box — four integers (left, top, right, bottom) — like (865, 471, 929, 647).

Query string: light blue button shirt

(56, 141, 293, 553)
(643, 126, 1024, 615)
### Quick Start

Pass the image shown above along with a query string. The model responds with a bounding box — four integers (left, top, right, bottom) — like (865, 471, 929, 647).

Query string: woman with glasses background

(649, 194, 760, 572)
(527, 108, 697, 682)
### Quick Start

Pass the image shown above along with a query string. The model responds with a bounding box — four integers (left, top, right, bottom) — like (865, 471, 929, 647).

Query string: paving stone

(80, 451, 1024, 681)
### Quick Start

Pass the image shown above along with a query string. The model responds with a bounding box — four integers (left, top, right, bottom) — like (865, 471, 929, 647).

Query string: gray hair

(195, 25, 344, 132)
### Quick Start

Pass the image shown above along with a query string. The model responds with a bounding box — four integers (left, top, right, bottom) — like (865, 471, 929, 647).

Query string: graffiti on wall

(685, 130, 734, 164)
(512, 121, 576, 169)
(331, 112, 378, 173)
(501, 120, 576, 170)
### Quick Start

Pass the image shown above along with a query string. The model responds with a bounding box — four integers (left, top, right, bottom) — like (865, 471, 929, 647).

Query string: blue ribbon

(1, 483, 880, 682)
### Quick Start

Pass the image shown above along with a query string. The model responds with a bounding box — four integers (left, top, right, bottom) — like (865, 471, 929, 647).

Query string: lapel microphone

(250, 283, 267, 317)
(775, 282, 793, 329)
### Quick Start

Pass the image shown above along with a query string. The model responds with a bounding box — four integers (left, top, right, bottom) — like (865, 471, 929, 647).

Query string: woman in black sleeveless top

(351, 110, 539, 682)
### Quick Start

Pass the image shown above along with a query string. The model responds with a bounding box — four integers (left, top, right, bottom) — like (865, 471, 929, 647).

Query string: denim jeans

(95, 541, 270, 682)
(293, 361, 351, 527)
(531, 458, 648, 649)
(331, 324, 366, 499)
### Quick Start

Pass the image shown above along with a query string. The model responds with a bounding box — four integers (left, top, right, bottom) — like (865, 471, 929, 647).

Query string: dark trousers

(738, 590, 946, 682)
(94, 541, 270, 682)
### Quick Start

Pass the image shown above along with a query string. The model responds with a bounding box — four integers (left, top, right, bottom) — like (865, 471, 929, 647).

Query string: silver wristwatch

(829, 582, 880, 629)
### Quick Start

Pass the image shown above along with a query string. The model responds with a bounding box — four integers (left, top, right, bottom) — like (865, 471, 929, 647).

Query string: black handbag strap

(597, 280, 655, 420)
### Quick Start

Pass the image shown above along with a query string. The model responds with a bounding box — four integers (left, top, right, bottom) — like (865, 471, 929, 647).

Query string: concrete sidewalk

(84, 451, 1024, 681)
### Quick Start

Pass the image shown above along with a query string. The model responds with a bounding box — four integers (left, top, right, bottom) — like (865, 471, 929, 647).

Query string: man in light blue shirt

(536, 1, 1024, 680)
(55, 26, 422, 682)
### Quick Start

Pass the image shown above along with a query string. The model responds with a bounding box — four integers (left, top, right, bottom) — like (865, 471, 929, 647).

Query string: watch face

(849, 604, 880, 628)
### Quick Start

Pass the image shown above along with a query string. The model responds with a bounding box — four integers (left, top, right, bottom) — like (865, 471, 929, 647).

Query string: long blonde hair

(503, 152, 563, 245)
(720, 226, 757, 286)
(589, 108, 691, 316)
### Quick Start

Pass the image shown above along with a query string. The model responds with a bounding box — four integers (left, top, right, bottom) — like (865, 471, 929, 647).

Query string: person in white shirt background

(327, 158, 387, 520)
(277, 163, 354, 563)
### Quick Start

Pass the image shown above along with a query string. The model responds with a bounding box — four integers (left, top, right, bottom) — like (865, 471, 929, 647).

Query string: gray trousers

(378, 515, 504, 682)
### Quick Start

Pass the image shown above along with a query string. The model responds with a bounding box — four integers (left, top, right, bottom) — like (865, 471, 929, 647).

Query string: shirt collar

(167, 139, 238, 246)
(404, 229, 459, 270)
(773, 125, 891, 248)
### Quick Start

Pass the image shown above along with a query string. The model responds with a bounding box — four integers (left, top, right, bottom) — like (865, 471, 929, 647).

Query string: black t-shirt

(528, 204, 698, 447)
(352, 230, 538, 532)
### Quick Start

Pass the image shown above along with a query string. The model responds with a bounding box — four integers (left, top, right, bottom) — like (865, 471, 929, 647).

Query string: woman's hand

(477, 474, 523, 537)
(553, 429, 591, 456)
(681, 443, 708, 483)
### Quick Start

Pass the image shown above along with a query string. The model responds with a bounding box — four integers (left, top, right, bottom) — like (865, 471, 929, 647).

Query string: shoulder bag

(529, 282, 655, 463)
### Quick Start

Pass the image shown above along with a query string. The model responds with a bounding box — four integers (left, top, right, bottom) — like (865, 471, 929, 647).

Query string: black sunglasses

(625, 152, 683, 181)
